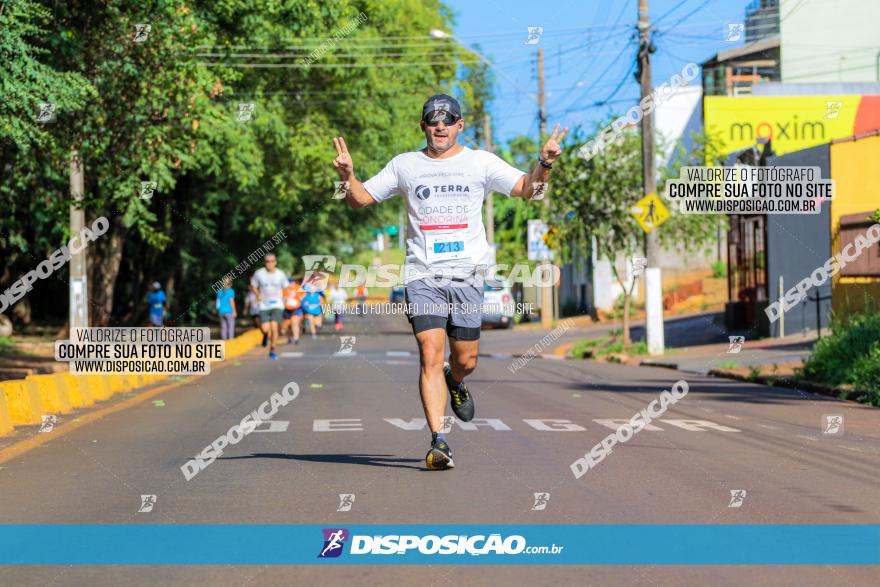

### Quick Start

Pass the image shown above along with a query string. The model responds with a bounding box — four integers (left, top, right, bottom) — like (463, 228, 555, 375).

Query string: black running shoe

(443, 362, 474, 422)
(425, 432, 455, 470)
(261, 333, 268, 347)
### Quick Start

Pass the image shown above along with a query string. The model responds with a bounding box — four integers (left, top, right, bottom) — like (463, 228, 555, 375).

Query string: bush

(802, 310, 880, 405)
(851, 347, 880, 406)
(711, 261, 726, 278)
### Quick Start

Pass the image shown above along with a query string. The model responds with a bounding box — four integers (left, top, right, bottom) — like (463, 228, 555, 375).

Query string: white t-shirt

(251, 268, 288, 311)
(328, 287, 348, 303)
(327, 287, 348, 310)
(363, 146, 524, 283)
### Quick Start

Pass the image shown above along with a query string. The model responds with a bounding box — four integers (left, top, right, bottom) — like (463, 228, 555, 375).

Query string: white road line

(796, 434, 817, 442)
(280, 352, 304, 358)
(724, 415, 742, 420)
(386, 351, 411, 357)
(758, 423, 778, 430)
(332, 351, 358, 357)
(252, 421, 289, 433)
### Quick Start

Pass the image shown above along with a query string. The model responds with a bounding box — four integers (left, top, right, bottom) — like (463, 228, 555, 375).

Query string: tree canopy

(0, 0, 493, 325)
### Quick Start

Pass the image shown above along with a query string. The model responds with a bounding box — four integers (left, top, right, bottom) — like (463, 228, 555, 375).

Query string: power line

(555, 3, 634, 113)
(192, 24, 635, 50)
(654, 0, 690, 25)
(658, 0, 718, 34)
(560, 58, 638, 116)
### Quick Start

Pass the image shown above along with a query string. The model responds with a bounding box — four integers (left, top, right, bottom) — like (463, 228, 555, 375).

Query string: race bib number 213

(426, 233, 468, 264)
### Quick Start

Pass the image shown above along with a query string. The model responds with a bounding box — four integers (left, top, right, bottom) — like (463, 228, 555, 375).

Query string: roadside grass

(800, 309, 880, 406)
(571, 334, 648, 359)
(350, 247, 406, 300)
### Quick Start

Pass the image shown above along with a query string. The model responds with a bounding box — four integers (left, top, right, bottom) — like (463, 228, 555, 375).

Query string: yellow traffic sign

(630, 192, 669, 233)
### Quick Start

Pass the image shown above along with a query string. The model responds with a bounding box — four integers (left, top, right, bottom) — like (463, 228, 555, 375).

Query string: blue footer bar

(1, 525, 878, 565)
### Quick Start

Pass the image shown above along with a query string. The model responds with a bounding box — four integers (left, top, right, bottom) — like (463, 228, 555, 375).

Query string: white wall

(653, 85, 703, 166)
(780, 0, 880, 83)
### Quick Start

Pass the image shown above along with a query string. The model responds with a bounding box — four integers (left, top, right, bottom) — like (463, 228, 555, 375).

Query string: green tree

(0, 0, 496, 327)
(658, 128, 729, 255)
(0, 0, 94, 325)
(550, 125, 643, 344)
(493, 134, 538, 268)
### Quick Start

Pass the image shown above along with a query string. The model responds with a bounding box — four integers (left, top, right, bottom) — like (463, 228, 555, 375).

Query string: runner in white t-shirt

(331, 94, 567, 470)
(249, 253, 288, 360)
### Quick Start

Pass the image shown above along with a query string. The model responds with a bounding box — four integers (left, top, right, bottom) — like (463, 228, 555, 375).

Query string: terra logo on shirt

(415, 185, 431, 200)
(413, 184, 471, 200)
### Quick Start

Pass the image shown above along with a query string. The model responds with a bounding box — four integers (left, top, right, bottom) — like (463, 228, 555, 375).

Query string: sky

(440, 0, 752, 144)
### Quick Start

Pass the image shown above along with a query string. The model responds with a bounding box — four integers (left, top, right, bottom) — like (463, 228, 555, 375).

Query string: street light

(428, 29, 538, 106)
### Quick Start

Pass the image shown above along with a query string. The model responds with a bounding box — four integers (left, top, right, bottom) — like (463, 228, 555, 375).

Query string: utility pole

(483, 113, 495, 248)
(538, 47, 546, 137)
(638, 0, 664, 355)
(69, 147, 89, 331)
(537, 47, 555, 328)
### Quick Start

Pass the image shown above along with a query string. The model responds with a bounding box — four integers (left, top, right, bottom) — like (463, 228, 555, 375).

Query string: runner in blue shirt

(301, 284, 325, 340)
(146, 282, 167, 326)
(216, 277, 237, 340)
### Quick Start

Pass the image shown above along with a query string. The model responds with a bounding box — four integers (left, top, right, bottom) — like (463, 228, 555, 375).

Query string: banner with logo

(2, 524, 879, 564)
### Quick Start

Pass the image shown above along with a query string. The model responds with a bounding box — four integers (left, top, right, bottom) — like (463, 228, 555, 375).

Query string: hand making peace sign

(540, 124, 568, 165)
(332, 136, 354, 180)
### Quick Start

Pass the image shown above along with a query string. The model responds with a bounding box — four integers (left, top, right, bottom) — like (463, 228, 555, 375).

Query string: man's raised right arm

(332, 136, 376, 208)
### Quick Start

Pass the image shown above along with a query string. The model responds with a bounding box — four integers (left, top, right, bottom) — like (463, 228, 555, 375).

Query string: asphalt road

(1, 313, 879, 585)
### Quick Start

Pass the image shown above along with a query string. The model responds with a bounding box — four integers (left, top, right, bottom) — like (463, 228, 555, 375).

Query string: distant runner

(216, 277, 237, 340)
(354, 282, 368, 311)
(301, 282, 324, 340)
(283, 276, 305, 345)
(249, 254, 288, 359)
(332, 94, 566, 470)
(146, 282, 167, 326)
(327, 284, 349, 331)
(244, 289, 261, 330)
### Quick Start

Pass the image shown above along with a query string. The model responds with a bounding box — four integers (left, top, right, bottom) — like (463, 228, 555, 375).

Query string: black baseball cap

(422, 94, 462, 122)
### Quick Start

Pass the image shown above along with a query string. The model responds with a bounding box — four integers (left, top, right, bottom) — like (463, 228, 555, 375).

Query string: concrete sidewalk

(491, 310, 821, 375)
(642, 332, 818, 375)
(508, 310, 732, 358)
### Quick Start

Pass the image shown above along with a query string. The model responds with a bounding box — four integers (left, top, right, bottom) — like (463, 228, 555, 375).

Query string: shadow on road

(220, 452, 424, 470)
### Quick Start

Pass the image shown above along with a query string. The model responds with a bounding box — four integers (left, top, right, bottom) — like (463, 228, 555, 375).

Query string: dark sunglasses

(423, 111, 460, 126)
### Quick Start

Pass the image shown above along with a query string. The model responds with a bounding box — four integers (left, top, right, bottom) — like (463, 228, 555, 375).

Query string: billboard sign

(704, 95, 880, 156)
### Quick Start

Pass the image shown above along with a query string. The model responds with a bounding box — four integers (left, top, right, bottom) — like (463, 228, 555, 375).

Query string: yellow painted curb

(108, 374, 125, 394)
(554, 342, 575, 357)
(86, 374, 113, 401)
(0, 379, 44, 425)
(123, 374, 140, 390)
(61, 373, 94, 408)
(52, 373, 81, 408)
(0, 328, 262, 438)
(25, 374, 72, 415)
(0, 389, 14, 436)
(0, 377, 190, 465)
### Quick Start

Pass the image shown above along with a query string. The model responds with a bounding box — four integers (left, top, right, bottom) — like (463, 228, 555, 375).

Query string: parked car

(481, 280, 515, 329)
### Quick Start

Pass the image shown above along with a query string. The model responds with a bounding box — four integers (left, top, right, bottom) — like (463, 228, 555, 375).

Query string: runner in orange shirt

(282, 276, 306, 345)
(354, 282, 368, 312)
